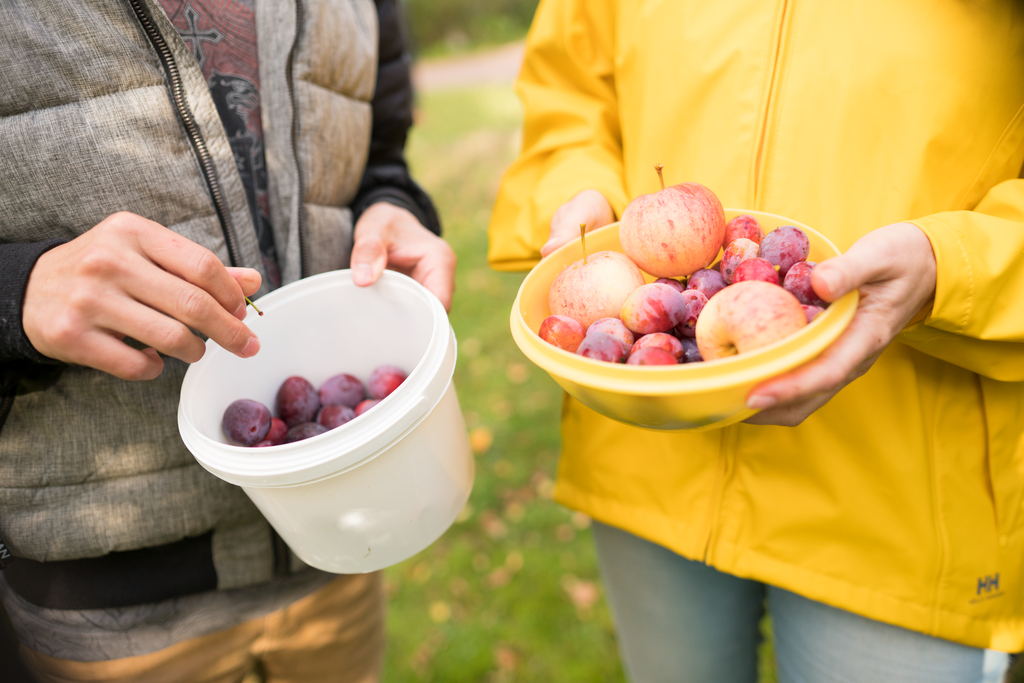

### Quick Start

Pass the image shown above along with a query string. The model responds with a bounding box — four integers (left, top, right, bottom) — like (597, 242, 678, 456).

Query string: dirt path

(411, 41, 525, 92)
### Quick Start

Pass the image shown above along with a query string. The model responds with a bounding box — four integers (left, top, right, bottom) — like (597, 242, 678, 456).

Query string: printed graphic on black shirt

(207, 73, 275, 279)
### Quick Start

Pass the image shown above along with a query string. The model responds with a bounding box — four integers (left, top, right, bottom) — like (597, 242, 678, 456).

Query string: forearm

(487, 0, 626, 271)
(909, 189, 1024, 343)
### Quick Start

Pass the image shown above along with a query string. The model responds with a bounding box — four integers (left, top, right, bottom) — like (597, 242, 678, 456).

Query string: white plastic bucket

(177, 270, 473, 574)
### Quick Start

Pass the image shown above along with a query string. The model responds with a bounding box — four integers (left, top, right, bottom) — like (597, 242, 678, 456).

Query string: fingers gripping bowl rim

(510, 210, 858, 430)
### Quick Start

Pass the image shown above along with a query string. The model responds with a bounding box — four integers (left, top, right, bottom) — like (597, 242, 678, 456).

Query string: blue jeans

(591, 521, 1010, 683)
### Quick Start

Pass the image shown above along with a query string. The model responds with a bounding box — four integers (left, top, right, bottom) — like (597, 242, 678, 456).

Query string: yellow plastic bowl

(510, 210, 858, 430)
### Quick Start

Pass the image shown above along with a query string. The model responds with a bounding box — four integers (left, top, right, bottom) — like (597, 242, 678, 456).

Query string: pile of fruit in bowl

(221, 365, 407, 447)
(541, 167, 830, 366)
(508, 166, 859, 430)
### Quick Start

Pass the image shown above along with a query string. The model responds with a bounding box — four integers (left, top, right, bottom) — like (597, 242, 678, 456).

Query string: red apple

(539, 315, 586, 353)
(619, 179, 726, 278)
(549, 251, 646, 330)
(695, 280, 807, 360)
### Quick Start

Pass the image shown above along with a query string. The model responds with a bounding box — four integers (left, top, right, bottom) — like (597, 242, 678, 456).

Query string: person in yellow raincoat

(488, 1, 1024, 681)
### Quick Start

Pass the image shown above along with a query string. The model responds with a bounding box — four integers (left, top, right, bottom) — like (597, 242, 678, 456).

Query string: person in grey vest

(0, 1, 454, 680)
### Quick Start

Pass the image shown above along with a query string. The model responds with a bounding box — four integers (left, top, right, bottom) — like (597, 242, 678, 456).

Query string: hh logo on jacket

(970, 574, 1004, 604)
(978, 574, 1000, 594)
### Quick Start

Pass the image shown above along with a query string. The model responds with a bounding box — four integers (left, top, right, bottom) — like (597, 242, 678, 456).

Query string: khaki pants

(20, 573, 384, 683)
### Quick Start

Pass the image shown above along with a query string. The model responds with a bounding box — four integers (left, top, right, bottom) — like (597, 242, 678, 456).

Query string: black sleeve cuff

(0, 240, 67, 365)
(351, 165, 442, 236)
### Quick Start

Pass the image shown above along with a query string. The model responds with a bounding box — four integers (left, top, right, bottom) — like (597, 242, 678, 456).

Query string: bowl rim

(511, 211, 859, 396)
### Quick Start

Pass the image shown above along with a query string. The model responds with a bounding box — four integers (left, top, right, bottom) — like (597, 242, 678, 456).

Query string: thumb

(811, 229, 897, 302)
(350, 220, 390, 287)
(542, 221, 584, 258)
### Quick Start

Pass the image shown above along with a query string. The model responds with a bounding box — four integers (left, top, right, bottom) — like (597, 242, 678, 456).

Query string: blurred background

(387, 2, 743, 682)
(380, 2, 634, 682)
(404, 0, 538, 57)
(383, 4, 627, 681)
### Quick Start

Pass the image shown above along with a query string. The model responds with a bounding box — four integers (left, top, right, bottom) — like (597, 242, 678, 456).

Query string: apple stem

(654, 163, 665, 190)
(579, 223, 588, 264)
(245, 296, 264, 316)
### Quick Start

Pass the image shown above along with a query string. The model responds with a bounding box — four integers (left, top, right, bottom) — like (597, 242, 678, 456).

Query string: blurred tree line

(402, 0, 540, 55)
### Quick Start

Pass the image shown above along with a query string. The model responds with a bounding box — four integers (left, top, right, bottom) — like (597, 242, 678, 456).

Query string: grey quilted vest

(0, 0, 376, 589)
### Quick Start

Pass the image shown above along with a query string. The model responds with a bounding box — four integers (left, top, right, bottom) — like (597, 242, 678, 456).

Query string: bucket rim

(177, 270, 456, 488)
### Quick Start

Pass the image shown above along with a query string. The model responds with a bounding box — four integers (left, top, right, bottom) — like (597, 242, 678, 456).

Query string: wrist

(896, 221, 938, 303)
(1, 240, 66, 364)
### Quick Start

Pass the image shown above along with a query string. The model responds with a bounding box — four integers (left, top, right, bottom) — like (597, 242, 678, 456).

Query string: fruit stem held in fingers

(245, 296, 264, 316)
(580, 223, 588, 264)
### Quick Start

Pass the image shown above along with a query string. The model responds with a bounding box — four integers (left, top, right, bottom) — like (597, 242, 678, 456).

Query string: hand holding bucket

(178, 270, 473, 573)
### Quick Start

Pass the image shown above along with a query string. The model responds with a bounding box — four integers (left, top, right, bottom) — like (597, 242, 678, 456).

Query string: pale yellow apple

(695, 280, 806, 360)
(548, 251, 646, 330)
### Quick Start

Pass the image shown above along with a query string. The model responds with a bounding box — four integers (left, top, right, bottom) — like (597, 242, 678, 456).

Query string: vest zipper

(128, 0, 241, 268)
(751, 0, 792, 207)
(286, 0, 308, 278)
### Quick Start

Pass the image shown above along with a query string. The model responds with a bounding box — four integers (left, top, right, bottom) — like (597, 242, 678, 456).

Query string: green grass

(383, 85, 625, 682)
(404, 0, 539, 57)
(384, 80, 780, 682)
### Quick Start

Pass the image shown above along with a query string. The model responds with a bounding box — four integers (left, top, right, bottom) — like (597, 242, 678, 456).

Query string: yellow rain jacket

(488, 0, 1024, 650)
